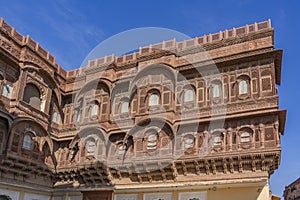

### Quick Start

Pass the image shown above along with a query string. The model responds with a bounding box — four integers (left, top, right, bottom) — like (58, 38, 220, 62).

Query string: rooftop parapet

(0, 18, 64, 77)
(82, 20, 272, 73)
(0, 18, 272, 79)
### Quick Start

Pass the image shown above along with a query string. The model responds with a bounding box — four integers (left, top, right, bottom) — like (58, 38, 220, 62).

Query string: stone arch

(23, 83, 42, 110)
(9, 118, 53, 153)
(23, 65, 61, 103)
(127, 118, 175, 156)
(70, 126, 108, 159)
(75, 78, 112, 102)
(108, 132, 132, 156)
(129, 63, 177, 94)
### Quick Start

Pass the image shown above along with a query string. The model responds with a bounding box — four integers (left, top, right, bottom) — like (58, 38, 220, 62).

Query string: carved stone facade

(0, 18, 285, 200)
(284, 178, 300, 200)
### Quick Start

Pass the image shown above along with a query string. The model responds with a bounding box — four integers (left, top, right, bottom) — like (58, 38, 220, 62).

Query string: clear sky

(1, 0, 299, 197)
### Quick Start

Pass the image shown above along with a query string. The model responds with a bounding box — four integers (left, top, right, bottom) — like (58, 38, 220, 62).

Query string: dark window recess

(23, 84, 41, 110)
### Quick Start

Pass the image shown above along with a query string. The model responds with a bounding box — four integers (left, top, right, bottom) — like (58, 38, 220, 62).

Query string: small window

(52, 111, 61, 124)
(2, 84, 13, 99)
(23, 84, 41, 110)
(184, 89, 195, 102)
(241, 132, 251, 143)
(121, 101, 129, 113)
(149, 93, 159, 106)
(86, 139, 96, 156)
(147, 133, 157, 150)
(239, 80, 248, 95)
(212, 84, 221, 98)
(213, 135, 222, 146)
(91, 103, 99, 117)
(22, 135, 32, 150)
(183, 134, 195, 150)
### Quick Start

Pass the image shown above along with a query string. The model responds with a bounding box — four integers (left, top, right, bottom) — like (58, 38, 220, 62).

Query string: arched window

(120, 101, 129, 113)
(52, 111, 61, 124)
(239, 80, 248, 95)
(23, 84, 41, 110)
(2, 84, 13, 99)
(91, 103, 99, 117)
(240, 132, 251, 143)
(212, 84, 221, 98)
(149, 93, 159, 106)
(86, 139, 96, 156)
(147, 133, 158, 150)
(22, 135, 32, 150)
(184, 89, 195, 102)
(183, 134, 195, 150)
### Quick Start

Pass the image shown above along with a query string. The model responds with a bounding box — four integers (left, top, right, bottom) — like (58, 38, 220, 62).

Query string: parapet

(0, 18, 272, 79)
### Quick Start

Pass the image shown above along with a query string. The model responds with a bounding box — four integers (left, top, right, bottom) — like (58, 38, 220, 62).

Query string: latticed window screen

(262, 77, 271, 91)
(265, 127, 274, 140)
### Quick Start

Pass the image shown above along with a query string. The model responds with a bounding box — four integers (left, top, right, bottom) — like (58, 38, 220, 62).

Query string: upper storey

(0, 19, 284, 139)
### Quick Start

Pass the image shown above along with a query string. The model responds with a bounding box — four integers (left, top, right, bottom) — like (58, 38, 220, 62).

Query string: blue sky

(1, 0, 299, 197)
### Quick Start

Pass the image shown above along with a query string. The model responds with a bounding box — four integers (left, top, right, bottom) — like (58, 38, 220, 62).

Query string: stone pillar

(237, 127, 241, 150)
(19, 191, 24, 200)
(43, 88, 52, 114)
(16, 70, 27, 102)
(222, 131, 226, 151)
(251, 125, 255, 149)
(227, 128, 232, 151)
(259, 123, 264, 148)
